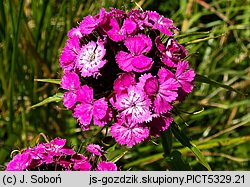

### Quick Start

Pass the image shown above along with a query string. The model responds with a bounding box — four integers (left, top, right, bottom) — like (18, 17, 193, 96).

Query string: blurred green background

(0, 0, 249, 170)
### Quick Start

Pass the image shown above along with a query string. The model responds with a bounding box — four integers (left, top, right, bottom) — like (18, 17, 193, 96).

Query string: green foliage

(0, 0, 249, 170)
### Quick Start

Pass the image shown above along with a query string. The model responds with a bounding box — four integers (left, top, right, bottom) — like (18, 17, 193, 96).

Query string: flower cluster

(6, 138, 117, 171)
(60, 8, 195, 147)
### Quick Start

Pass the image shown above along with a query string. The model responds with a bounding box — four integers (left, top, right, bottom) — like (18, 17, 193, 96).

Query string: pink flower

(68, 27, 83, 38)
(103, 17, 137, 42)
(86, 144, 104, 156)
(139, 68, 179, 114)
(96, 161, 117, 171)
(71, 154, 92, 171)
(73, 85, 109, 130)
(127, 10, 149, 30)
(153, 79, 179, 114)
(109, 8, 126, 18)
(146, 11, 175, 36)
(175, 61, 195, 93)
(59, 36, 80, 71)
(61, 72, 80, 91)
(110, 120, 150, 147)
(79, 8, 107, 35)
(76, 39, 107, 77)
(5, 138, 92, 171)
(114, 86, 152, 123)
(63, 92, 78, 109)
(155, 37, 187, 67)
(61, 72, 80, 109)
(116, 34, 153, 72)
(6, 151, 31, 171)
(149, 113, 173, 137)
(143, 76, 159, 96)
(44, 138, 75, 156)
(113, 72, 136, 95)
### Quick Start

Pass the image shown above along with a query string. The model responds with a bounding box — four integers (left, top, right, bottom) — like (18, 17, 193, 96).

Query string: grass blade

(34, 79, 61, 84)
(30, 93, 63, 109)
(195, 74, 245, 95)
(170, 122, 211, 171)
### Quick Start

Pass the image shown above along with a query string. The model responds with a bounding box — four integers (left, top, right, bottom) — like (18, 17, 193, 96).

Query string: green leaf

(171, 122, 212, 171)
(195, 74, 244, 95)
(165, 150, 191, 171)
(106, 143, 117, 154)
(124, 136, 250, 169)
(106, 144, 127, 163)
(181, 34, 223, 45)
(34, 79, 61, 84)
(110, 150, 128, 163)
(30, 93, 63, 109)
(161, 128, 172, 156)
(180, 136, 250, 153)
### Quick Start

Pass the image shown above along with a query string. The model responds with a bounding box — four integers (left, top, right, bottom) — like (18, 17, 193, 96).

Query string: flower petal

(115, 51, 134, 72)
(132, 55, 153, 72)
(110, 121, 150, 147)
(63, 92, 77, 109)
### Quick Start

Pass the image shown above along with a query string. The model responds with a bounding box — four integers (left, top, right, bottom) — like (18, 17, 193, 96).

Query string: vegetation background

(0, 0, 249, 171)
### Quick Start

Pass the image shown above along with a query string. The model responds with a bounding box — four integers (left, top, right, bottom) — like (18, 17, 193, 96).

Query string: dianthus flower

(110, 120, 150, 147)
(59, 36, 80, 71)
(73, 85, 110, 130)
(6, 138, 117, 171)
(86, 144, 104, 156)
(59, 8, 195, 147)
(96, 161, 118, 171)
(116, 34, 153, 72)
(113, 86, 152, 123)
(61, 72, 80, 108)
(76, 39, 107, 77)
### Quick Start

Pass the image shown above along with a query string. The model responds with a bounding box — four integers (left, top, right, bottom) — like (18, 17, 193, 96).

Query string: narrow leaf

(165, 150, 191, 171)
(161, 128, 172, 156)
(181, 34, 223, 45)
(34, 79, 61, 84)
(196, 74, 244, 95)
(124, 136, 250, 169)
(171, 122, 211, 171)
(110, 150, 128, 163)
(30, 93, 63, 109)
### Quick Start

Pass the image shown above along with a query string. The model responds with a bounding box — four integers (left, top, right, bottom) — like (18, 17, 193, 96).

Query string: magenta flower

(61, 72, 80, 91)
(6, 151, 31, 171)
(110, 120, 150, 147)
(76, 39, 107, 77)
(68, 27, 82, 38)
(175, 61, 195, 93)
(61, 72, 80, 108)
(103, 17, 137, 42)
(127, 10, 149, 30)
(153, 78, 179, 114)
(5, 138, 88, 171)
(114, 86, 152, 123)
(96, 161, 118, 171)
(58, 8, 196, 147)
(86, 144, 104, 156)
(113, 72, 136, 95)
(73, 85, 109, 130)
(63, 92, 78, 109)
(79, 8, 107, 35)
(146, 11, 175, 36)
(71, 154, 92, 171)
(116, 34, 153, 72)
(139, 68, 179, 114)
(156, 37, 188, 67)
(59, 36, 80, 71)
(48, 138, 76, 156)
(149, 113, 173, 137)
